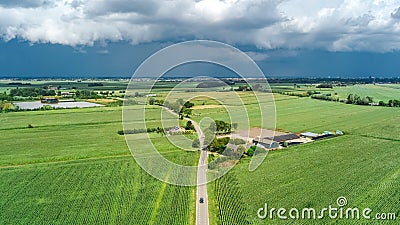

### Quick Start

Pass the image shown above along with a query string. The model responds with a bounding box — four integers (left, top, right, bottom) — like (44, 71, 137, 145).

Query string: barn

(253, 137, 280, 149)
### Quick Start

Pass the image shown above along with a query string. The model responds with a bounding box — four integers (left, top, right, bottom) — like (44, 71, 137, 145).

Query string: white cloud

(0, 0, 400, 52)
(245, 51, 269, 61)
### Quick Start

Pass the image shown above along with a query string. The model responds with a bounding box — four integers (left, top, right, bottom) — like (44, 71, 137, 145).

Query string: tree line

(9, 88, 56, 97)
(311, 93, 400, 107)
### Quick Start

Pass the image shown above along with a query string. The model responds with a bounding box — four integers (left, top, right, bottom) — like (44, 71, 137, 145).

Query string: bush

(247, 146, 264, 156)
(185, 121, 195, 130)
(192, 138, 200, 148)
(247, 146, 256, 156)
(316, 84, 333, 88)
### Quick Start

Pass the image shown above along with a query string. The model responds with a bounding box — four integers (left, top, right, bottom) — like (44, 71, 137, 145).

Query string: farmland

(201, 95, 399, 224)
(0, 80, 399, 224)
(0, 105, 198, 224)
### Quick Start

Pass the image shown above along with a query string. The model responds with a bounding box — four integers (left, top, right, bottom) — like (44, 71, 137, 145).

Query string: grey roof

(253, 137, 278, 145)
(269, 133, 299, 142)
(233, 128, 299, 141)
(301, 132, 319, 138)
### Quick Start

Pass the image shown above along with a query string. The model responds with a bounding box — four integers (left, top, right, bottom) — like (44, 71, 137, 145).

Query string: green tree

(192, 138, 200, 148)
(346, 94, 354, 104)
(183, 101, 194, 108)
(149, 98, 155, 105)
(185, 121, 195, 130)
(181, 107, 192, 118)
(247, 146, 256, 156)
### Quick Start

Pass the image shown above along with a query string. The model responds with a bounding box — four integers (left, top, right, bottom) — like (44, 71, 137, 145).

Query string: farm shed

(41, 98, 59, 104)
(233, 128, 298, 142)
(301, 132, 319, 139)
(253, 137, 280, 149)
(168, 126, 185, 134)
(268, 133, 300, 143)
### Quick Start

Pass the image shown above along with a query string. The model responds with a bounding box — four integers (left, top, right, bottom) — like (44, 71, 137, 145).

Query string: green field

(0, 105, 198, 225)
(0, 82, 399, 224)
(274, 83, 400, 102)
(203, 96, 399, 224)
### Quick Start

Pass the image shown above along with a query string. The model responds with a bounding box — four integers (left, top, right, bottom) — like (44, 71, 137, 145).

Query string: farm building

(41, 98, 59, 104)
(301, 132, 319, 139)
(336, 130, 344, 135)
(268, 133, 300, 144)
(253, 137, 280, 149)
(168, 126, 185, 134)
(231, 128, 300, 150)
(301, 131, 335, 140)
(232, 128, 299, 144)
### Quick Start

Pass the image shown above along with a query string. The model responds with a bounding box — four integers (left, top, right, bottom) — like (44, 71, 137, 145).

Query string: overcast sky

(1, 0, 400, 77)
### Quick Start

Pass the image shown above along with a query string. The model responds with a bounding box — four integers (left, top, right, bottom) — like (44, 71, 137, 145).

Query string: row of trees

(209, 120, 235, 134)
(311, 94, 342, 102)
(9, 88, 56, 97)
(275, 91, 310, 98)
(378, 99, 400, 107)
(346, 94, 374, 105)
(118, 127, 171, 135)
(316, 84, 333, 88)
(311, 93, 400, 107)
(4, 88, 102, 100)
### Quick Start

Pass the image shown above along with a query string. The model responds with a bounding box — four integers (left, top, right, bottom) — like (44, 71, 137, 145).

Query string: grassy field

(0, 105, 198, 225)
(331, 84, 400, 102)
(274, 83, 400, 102)
(1, 82, 399, 224)
(201, 95, 399, 224)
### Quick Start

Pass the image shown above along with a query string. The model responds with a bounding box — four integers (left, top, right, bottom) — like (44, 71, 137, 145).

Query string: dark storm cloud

(0, 0, 53, 8)
(391, 7, 400, 19)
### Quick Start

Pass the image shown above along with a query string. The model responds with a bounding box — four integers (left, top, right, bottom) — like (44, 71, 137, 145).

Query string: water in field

(14, 101, 105, 110)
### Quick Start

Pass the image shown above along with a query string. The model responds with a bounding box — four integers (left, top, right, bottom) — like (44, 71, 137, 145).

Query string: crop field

(331, 84, 400, 101)
(0, 105, 198, 224)
(0, 82, 399, 224)
(200, 95, 399, 224)
(138, 85, 399, 224)
(273, 83, 400, 102)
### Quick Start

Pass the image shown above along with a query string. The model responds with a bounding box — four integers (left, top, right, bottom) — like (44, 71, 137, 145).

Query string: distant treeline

(2, 88, 101, 100)
(117, 127, 194, 135)
(274, 90, 321, 98)
(196, 80, 228, 88)
(218, 77, 400, 84)
(276, 89, 400, 107)
(7, 82, 31, 85)
(87, 83, 103, 87)
(9, 88, 56, 97)
(311, 93, 400, 107)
